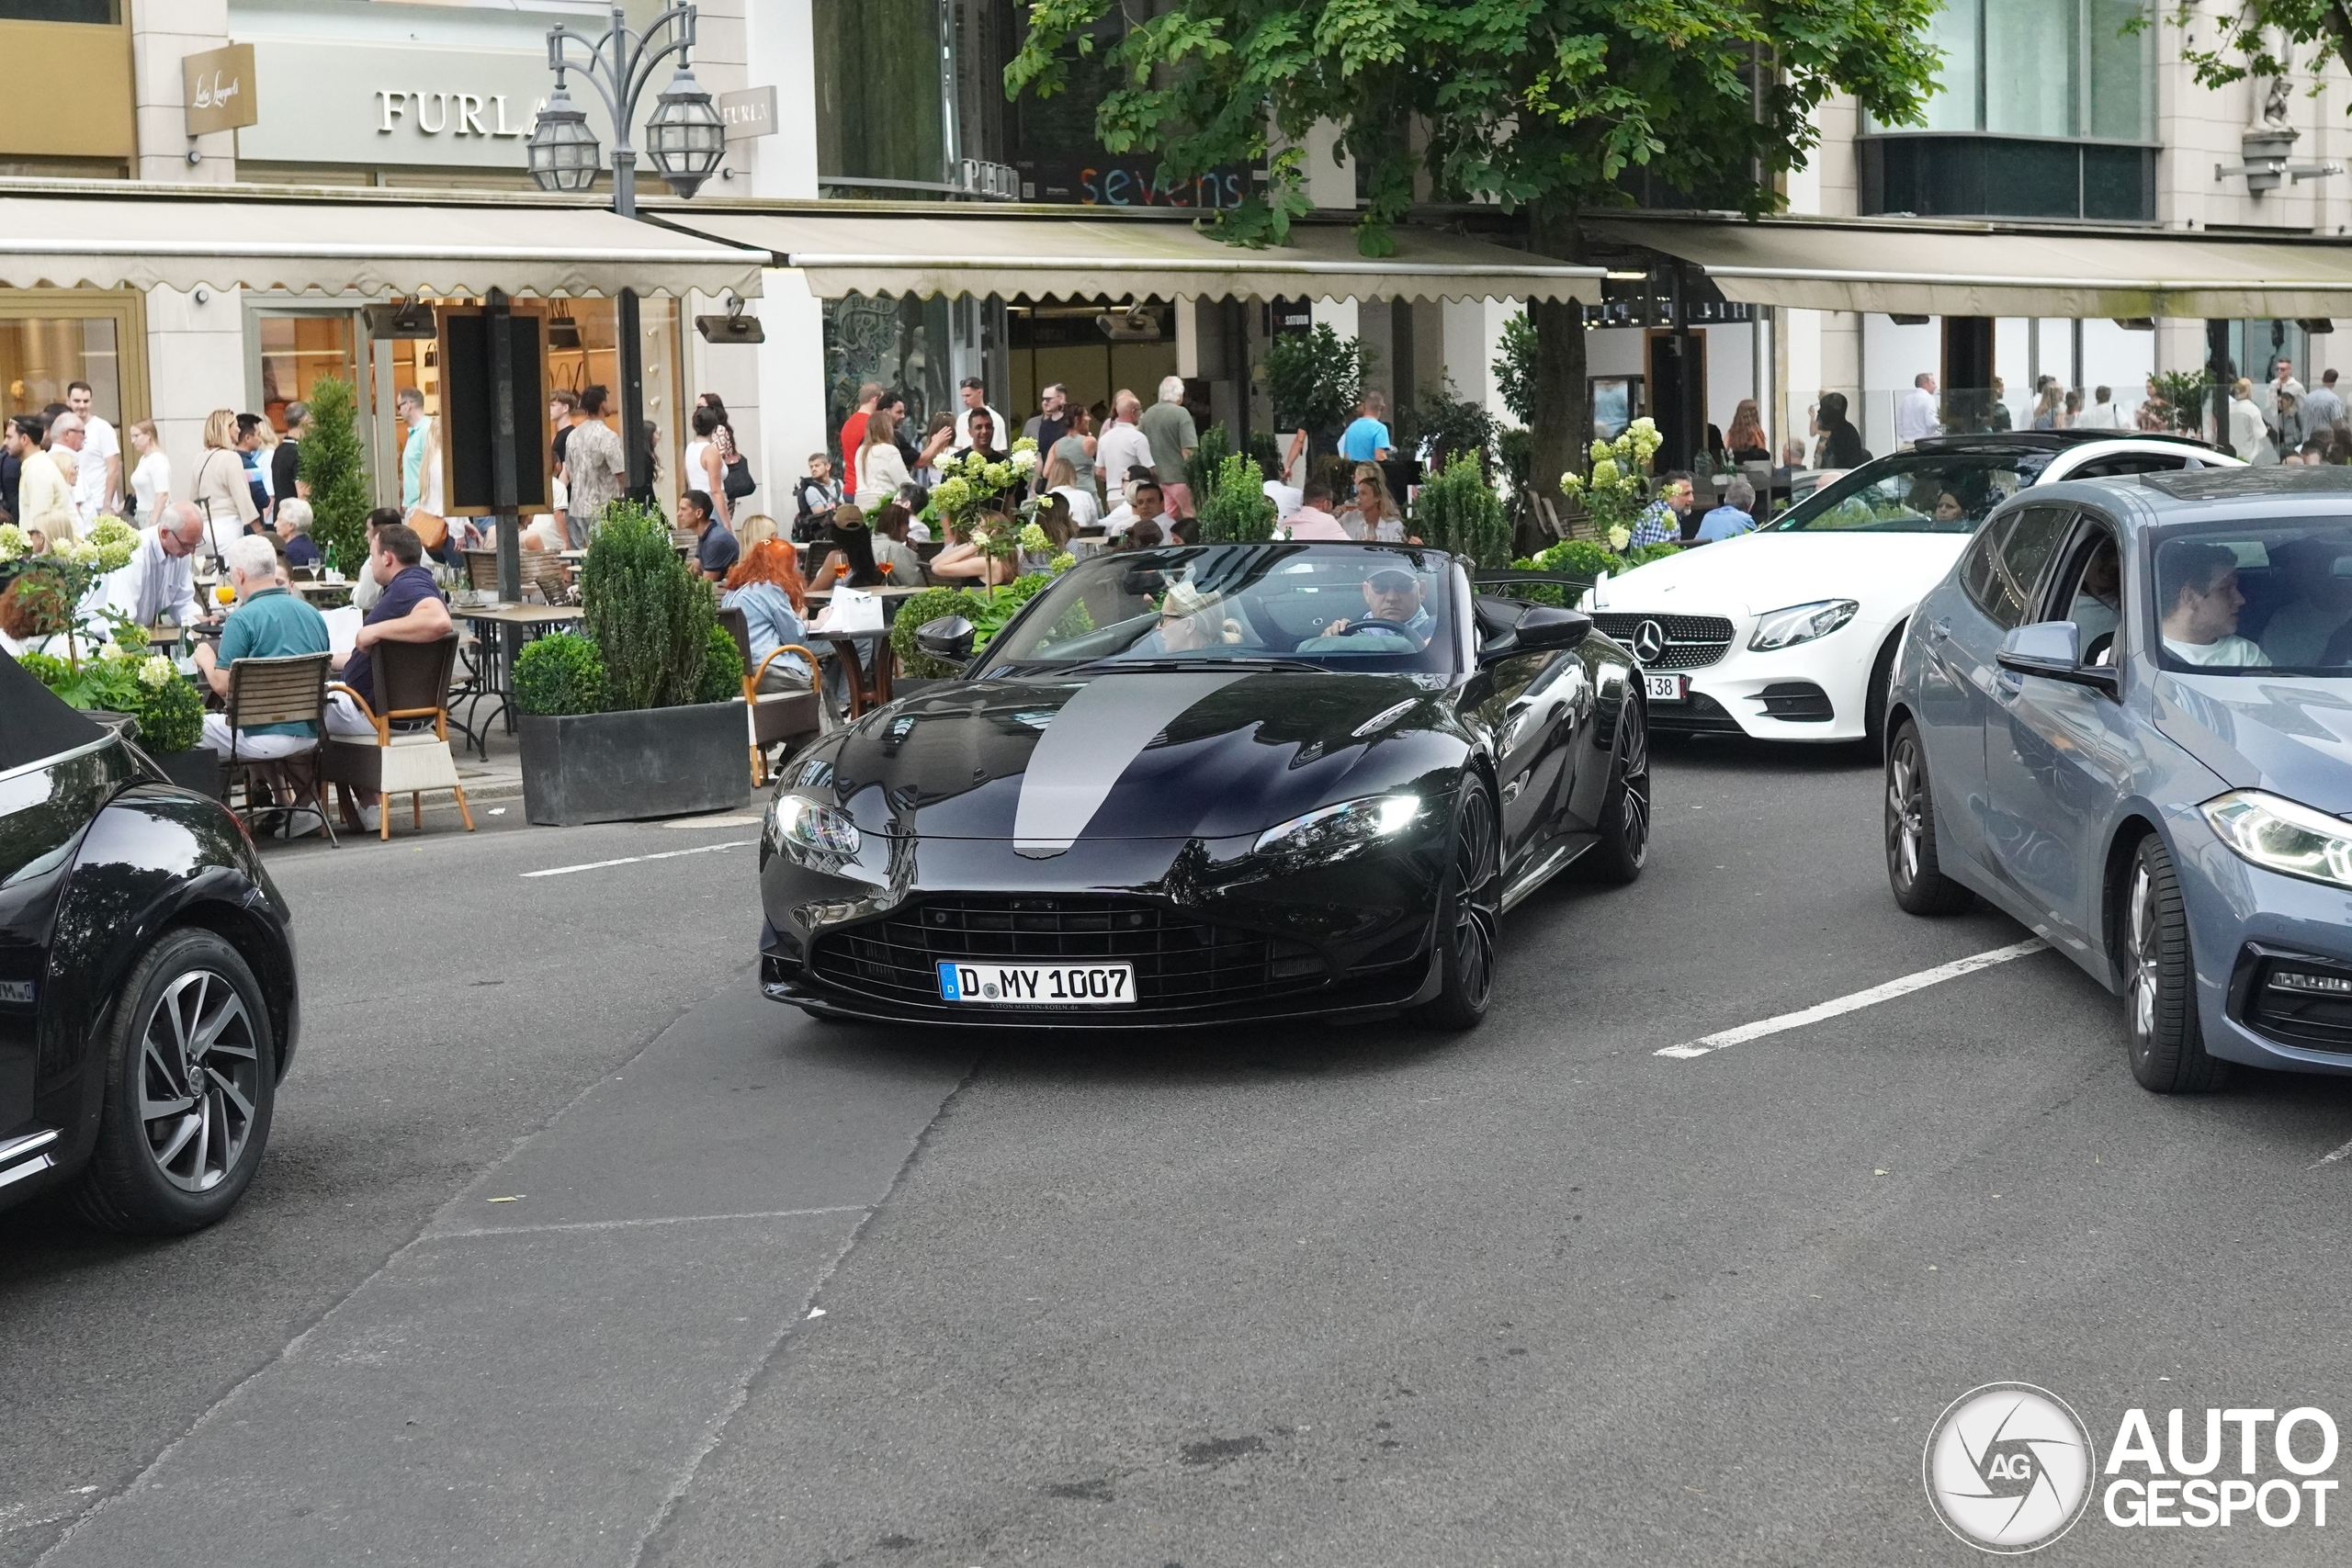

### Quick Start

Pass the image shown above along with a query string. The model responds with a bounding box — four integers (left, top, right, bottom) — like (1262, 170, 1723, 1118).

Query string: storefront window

(0, 316, 119, 423)
(0, 0, 117, 18)
(256, 314, 357, 433)
(824, 293, 956, 460)
(814, 0, 950, 187)
(1871, 0, 2151, 143)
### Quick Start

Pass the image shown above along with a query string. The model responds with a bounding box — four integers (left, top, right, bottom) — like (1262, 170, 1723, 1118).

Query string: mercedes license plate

(1645, 672, 1687, 703)
(937, 961, 1136, 1006)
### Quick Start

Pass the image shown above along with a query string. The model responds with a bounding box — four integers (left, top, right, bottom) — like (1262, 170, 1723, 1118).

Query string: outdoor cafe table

(292, 579, 353, 609)
(451, 603, 583, 759)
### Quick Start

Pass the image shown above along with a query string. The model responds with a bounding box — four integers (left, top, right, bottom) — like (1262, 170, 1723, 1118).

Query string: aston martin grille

(1590, 613, 1737, 671)
(810, 896, 1327, 1011)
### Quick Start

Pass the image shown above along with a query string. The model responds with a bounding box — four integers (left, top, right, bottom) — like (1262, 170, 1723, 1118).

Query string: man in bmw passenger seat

(1304, 569, 1433, 650)
(2159, 541, 2269, 666)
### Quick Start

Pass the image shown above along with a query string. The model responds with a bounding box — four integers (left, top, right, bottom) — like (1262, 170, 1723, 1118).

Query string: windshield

(974, 544, 1462, 676)
(2151, 519, 2352, 677)
(1770, 451, 2052, 534)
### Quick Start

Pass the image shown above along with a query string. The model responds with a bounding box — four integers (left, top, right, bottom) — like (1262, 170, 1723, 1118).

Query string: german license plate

(1645, 672, 1687, 702)
(937, 961, 1135, 1006)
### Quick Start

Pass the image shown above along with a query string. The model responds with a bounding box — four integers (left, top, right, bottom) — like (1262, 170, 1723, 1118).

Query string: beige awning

(662, 208, 1601, 302)
(1585, 215, 2352, 319)
(0, 193, 766, 299)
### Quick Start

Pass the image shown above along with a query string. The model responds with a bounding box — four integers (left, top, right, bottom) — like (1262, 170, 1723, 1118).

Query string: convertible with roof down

(756, 542, 1651, 1029)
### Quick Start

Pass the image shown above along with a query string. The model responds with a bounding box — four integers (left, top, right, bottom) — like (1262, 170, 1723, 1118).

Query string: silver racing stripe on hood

(1012, 671, 1248, 856)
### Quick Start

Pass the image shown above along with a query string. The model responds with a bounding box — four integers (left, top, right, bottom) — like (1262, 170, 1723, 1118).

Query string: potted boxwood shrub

(16, 646, 218, 796)
(512, 502, 751, 826)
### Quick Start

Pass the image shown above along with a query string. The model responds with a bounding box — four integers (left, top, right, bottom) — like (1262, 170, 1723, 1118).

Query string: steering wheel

(1331, 615, 1415, 637)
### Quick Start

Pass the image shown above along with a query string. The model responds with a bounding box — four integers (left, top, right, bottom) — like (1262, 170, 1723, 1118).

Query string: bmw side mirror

(1997, 620, 2119, 696)
(914, 615, 976, 669)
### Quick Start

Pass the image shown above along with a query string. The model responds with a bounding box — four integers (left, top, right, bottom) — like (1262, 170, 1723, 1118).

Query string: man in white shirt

(1098, 479, 1167, 540)
(1894, 373, 1940, 448)
(2159, 540, 2269, 667)
(2074, 385, 2124, 429)
(96, 502, 208, 628)
(65, 381, 119, 517)
(1095, 389, 1153, 509)
(951, 377, 1006, 454)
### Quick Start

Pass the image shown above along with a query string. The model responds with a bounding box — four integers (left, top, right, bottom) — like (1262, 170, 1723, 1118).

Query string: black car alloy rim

(141, 968, 262, 1193)
(1451, 783, 1501, 1009)
(1887, 735, 1926, 888)
(1618, 709, 1651, 860)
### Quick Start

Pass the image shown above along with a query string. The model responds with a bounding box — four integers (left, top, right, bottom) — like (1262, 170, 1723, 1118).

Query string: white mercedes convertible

(1583, 432, 2241, 747)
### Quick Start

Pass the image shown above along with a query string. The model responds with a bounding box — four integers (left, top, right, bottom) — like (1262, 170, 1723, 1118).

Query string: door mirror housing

(1474, 597, 1591, 665)
(914, 615, 976, 669)
(1997, 619, 2119, 695)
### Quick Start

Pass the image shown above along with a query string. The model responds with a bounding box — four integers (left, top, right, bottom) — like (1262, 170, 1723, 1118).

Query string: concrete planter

(518, 702, 750, 827)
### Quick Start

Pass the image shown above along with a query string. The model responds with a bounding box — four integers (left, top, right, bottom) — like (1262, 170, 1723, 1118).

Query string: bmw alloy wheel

(141, 969, 263, 1193)
(2126, 860, 2160, 1058)
(1889, 743, 1925, 887)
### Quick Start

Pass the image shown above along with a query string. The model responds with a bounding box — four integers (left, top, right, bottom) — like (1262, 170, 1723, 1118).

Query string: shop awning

(1585, 215, 2352, 319)
(0, 194, 766, 299)
(662, 209, 1601, 303)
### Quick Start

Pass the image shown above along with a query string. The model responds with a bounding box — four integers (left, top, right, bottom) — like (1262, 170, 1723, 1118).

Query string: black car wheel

(1412, 774, 1500, 1031)
(72, 928, 278, 1235)
(1581, 697, 1651, 886)
(2122, 835, 2230, 1094)
(1864, 626, 1903, 757)
(1885, 722, 1973, 915)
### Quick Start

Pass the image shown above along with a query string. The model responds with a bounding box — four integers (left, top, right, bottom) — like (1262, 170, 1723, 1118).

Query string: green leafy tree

(1493, 312, 1539, 427)
(299, 377, 372, 571)
(1009, 2, 1939, 504)
(1261, 323, 1368, 433)
(1410, 452, 1512, 570)
(2164, 4, 2352, 93)
(578, 502, 712, 711)
(1197, 454, 1279, 541)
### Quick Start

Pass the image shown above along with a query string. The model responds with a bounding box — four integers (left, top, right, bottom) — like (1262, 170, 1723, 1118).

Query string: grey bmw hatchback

(1883, 465, 2352, 1091)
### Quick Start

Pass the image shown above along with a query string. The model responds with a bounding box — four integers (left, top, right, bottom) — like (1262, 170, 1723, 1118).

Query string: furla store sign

(234, 39, 650, 169)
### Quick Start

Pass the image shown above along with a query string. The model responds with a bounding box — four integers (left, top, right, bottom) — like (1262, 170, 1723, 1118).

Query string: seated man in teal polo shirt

(194, 534, 331, 760)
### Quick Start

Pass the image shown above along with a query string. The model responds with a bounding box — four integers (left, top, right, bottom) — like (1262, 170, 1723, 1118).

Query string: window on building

(0, 292, 144, 427)
(0, 1, 117, 19)
(254, 314, 357, 434)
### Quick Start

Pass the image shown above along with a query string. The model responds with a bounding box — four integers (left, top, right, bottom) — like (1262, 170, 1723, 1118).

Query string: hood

(1594, 530, 1971, 621)
(820, 670, 1463, 851)
(2154, 672, 2352, 814)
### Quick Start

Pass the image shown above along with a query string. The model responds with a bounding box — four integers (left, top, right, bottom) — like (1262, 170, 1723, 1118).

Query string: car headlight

(765, 793, 862, 864)
(1253, 793, 1423, 863)
(2201, 790, 2352, 889)
(1749, 599, 1860, 651)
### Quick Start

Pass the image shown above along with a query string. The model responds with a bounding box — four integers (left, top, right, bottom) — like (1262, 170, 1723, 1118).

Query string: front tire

(70, 929, 278, 1235)
(2122, 835, 2230, 1094)
(1885, 721, 1973, 914)
(1864, 626, 1903, 756)
(1411, 774, 1500, 1031)
(1581, 696, 1650, 886)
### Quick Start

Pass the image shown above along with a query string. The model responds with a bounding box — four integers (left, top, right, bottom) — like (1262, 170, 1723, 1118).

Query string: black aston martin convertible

(2, 649, 297, 1232)
(757, 542, 1649, 1029)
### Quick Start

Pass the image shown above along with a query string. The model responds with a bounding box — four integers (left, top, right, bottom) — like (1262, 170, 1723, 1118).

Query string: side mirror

(1997, 619, 2119, 695)
(914, 615, 976, 669)
(1475, 597, 1591, 664)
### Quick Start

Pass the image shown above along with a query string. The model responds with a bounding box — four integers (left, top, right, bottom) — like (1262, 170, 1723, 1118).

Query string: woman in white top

(2229, 377, 2278, 466)
(1041, 453, 1101, 530)
(854, 412, 911, 509)
(684, 404, 730, 525)
(127, 419, 170, 524)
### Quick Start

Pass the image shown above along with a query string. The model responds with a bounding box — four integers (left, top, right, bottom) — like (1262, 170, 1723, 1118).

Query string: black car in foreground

(2, 650, 297, 1232)
(758, 543, 1650, 1030)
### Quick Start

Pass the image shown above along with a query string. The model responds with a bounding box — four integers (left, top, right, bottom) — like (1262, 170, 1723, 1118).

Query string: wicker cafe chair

(718, 605, 822, 784)
(322, 634, 474, 840)
(520, 548, 575, 604)
(222, 651, 337, 848)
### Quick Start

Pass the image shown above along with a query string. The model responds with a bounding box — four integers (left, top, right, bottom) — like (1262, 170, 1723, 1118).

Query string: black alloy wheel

(1884, 722, 1973, 915)
(1582, 697, 1651, 886)
(1413, 773, 1501, 1031)
(72, 929, 278, 1235)
(2121, 834, 2231, 1094)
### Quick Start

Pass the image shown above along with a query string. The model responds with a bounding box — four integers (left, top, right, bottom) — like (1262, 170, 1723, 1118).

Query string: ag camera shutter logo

(1923, 1382, 2096, 1553)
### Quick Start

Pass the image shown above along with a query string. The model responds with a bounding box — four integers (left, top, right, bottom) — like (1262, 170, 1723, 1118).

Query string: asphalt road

(10, 737, 2352, 1566)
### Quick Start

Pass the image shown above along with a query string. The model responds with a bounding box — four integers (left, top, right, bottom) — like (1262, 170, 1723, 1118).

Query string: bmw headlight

(1749, 599, 1860, 651)
(1253, 793, 1423, 864)
(764, 792, 863, 865)
(2201, 790, 2352, 889)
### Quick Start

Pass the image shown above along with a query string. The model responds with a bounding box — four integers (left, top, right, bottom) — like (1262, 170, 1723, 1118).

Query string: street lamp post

(526, 5, 727, 501)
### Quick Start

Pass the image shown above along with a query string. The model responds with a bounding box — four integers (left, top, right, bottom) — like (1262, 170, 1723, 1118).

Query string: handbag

(722, 453, 755, 502)
(829, 586, 885, 632)
(406, 508, 449, 550)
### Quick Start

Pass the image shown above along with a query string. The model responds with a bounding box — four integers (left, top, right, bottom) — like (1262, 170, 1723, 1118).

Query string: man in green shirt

(195, 533, 331, 761)
(1138, 374, 1199, 524)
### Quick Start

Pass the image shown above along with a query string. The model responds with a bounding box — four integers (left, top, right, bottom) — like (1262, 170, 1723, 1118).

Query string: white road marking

(2314, 1136, 2352, 1168)
(429, 1205, 870, 1240)
(1657, 938, 2050, 1059)
(520, 840, 754, 878)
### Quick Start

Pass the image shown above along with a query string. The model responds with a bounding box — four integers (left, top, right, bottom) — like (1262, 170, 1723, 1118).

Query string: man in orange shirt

(839, 381, 882, 499)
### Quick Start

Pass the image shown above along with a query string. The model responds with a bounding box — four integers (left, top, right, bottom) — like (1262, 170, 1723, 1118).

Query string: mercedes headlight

(1749, 599, 1860, 651)
(2201, 790, 2352, 889)
(1253, 793, 1423, 864)
(765, 793, 862, 865)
